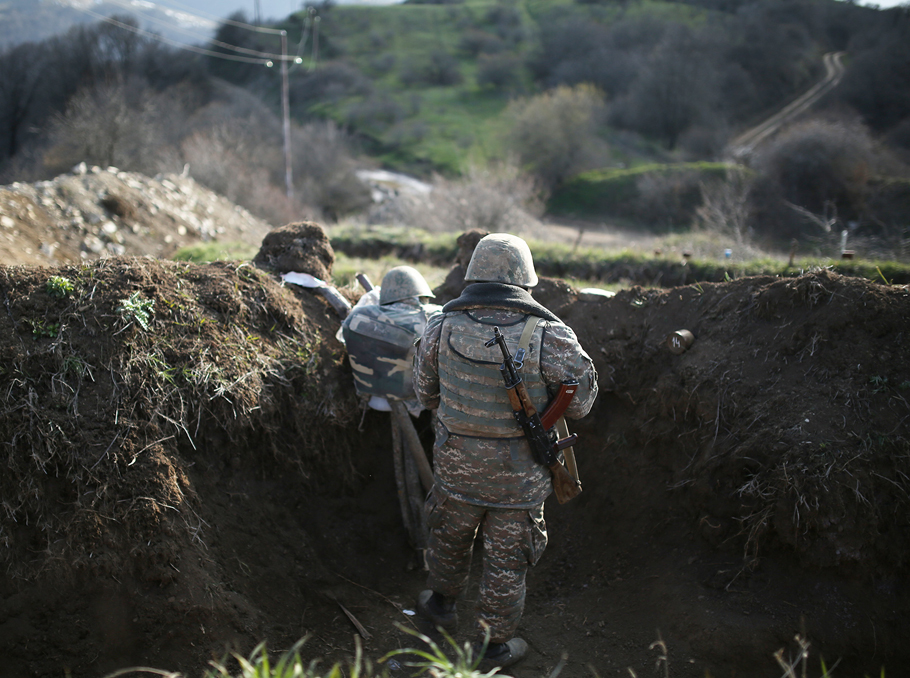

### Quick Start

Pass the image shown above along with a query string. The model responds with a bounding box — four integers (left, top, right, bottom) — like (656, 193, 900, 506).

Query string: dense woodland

(0, 0, 909, 252)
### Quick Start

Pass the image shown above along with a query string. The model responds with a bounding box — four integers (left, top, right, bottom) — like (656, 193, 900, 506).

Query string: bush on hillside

(343, 93, 405, 133)
(43, 78, 168, 177)
(400, 50, 463, 87)
(610, 24, 721, 149)
(289, 62, 374, 109)
(367, 162, 545, 236)
(503, 84, 610, 190)
(749, 118, 876, 242)
(475, 53, 523, 92)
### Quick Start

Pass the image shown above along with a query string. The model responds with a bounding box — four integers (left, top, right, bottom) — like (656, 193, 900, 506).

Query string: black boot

(416, 590, 458, 632)
(476, 638, 528, 672)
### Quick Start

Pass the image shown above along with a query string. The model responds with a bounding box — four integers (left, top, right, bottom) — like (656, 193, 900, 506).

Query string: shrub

(343, 93, 405, 132)
(289, 62, 373, 109)
(367, 162, 546, 236)
(749, 117, 877, 242)
(400, 50, 463, 87)
(475, 53, 523, 91)
(43, 78, 167, 177)
(459, 29, 506, 57)
(503, 84, 610, 190)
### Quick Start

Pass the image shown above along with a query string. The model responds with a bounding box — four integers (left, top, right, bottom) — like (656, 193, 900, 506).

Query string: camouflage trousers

(424, 490, 548, 642)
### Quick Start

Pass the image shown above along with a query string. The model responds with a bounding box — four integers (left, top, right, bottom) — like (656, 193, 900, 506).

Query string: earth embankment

(0, 234, 908, 677)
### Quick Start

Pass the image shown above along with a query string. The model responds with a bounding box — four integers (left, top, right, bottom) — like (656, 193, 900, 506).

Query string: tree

(503, 84, 609, 189)
(611, 25, 720, 148)
(0, 41, 48, 161)
(749, 118, 876, 241)
(206, 11, 270, 86)
(43, 78, 162, 175)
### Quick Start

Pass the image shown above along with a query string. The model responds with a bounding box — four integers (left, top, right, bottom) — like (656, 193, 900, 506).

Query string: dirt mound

(252, 221, 335, 280)
(0, 244, 909, 677)
(0, 165, 273, 266)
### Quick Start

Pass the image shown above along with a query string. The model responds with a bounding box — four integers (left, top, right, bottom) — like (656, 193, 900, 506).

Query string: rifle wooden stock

(549, 458, 582, 504)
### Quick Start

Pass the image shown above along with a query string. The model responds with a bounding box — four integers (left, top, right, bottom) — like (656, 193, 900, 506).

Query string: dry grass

(0, 257, 359, 580)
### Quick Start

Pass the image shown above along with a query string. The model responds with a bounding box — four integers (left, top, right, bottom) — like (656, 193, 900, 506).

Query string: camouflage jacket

(414, 284, 598, 508)
(342, 297, 441, 401)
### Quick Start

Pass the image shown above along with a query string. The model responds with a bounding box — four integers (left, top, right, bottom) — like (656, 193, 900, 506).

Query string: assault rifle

(485, 326, 582, 504)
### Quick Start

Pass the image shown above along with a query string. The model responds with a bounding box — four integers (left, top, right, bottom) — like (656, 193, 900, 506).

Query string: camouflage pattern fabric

(415, 308, 598, 507)
(436, 311, 550, 439)
(414, 300, 598, 641)
(424, 490, 547, 643)
(342, 298, 441, 401)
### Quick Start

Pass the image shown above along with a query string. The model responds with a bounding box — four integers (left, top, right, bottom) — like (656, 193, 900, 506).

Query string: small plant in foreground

(203, 638, 358, 678)
(25, 318, 60, 338)
(117, 291, 155, 330)
(381, 624, 507, 678)
(45, 275, 74, 298)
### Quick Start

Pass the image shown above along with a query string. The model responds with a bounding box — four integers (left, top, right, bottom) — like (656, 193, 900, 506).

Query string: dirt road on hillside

(728, 51, 846, 156)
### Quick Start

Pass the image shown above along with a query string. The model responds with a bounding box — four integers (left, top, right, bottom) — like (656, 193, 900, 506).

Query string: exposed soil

(0, 186, 909, 678)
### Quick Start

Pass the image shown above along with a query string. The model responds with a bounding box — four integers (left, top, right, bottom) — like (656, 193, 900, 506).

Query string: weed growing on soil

(382, 625, 506, 678)
(24, 317, 60, 337)
(202, 638, 370, 678)
(772, 635, 843, 678)
(105, 634, 517, 678)
(117, 291, 155, 330)
(45, 275, 74, 298)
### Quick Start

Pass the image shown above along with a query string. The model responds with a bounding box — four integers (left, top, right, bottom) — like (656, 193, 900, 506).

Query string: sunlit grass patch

(173, 241, 259, 263)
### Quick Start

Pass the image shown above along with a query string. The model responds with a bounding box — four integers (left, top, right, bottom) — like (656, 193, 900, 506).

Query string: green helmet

(464, 233, 538, 288)
(379, 265, 435, 304)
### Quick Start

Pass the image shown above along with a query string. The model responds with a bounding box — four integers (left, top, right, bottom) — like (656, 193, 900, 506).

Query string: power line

(70, 2, 312, 200)
(99, 0, 289, 60)
(73, 6, 301, 64)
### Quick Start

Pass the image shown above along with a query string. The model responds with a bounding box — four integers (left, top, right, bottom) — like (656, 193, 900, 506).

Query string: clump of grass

(103, 633, 504, 678)
(202, 638, 365, 678)
(381, 625, 506, 678)
(173, 241, 259, 263)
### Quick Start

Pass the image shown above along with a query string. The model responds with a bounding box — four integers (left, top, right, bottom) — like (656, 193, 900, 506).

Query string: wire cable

(72, 6, 300, 64)
(74, 7, 275, 64)
(100, 0, 290, 60)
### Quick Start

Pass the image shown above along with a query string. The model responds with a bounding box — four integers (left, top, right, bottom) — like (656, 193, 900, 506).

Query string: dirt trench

(0, 255, 909, 678)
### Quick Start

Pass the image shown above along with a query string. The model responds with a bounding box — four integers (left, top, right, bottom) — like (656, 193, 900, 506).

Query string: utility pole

(281, 30, 293, 200)
(254, 0, 261, 25)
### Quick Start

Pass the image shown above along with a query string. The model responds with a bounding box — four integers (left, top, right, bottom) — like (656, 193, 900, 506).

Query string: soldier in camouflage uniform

(413, 233, 598, 671)
(341, 266, 442, 550)
(342, 266, 441, 410)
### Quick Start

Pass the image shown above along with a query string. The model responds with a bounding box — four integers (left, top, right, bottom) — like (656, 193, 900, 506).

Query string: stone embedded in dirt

(253, 221, 335, 281)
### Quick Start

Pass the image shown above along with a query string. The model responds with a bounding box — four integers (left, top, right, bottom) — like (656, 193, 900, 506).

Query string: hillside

(1, 0, 907, 259)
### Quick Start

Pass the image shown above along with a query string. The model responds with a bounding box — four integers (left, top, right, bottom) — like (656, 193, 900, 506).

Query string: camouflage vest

(437, 311, 549, 437)
(342, 301, 438, 400)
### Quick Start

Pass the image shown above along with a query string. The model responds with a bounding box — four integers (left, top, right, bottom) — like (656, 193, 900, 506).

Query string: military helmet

(379, 265, 435, 304)
(464, 233, 538, 288)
